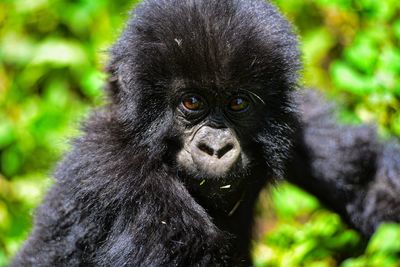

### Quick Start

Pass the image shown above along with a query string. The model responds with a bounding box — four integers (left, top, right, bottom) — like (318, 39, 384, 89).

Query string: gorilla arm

(287, 90, 400, 237)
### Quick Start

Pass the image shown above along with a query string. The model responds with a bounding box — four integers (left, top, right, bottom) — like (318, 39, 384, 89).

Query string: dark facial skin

(175, 89, 256, 180)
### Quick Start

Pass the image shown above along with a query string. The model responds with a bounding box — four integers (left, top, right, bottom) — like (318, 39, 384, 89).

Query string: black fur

(12, 0, 400, 266)
(288, 90, 400, 237)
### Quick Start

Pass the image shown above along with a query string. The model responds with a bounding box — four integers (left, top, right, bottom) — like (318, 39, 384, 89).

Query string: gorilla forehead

(112, 0, 300, 92)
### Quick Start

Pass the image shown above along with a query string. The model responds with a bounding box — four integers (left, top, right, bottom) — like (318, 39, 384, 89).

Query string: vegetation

(0, 0, 399, 266)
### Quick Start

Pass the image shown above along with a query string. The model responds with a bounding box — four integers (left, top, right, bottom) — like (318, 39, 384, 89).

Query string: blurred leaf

(271, 183, 320, 219)
(0, 119, 15, 149)
(345, 35, 378, 73)
(366, 224, 400, 254)
(1, 146, 23, 177)
(0, 34, 36, 64)
(80, 69, 105, 98)
(31, 39, 88, 66)
(394, 19, 400, 41)
(331, 61, 377, 95)
(0, 201, 11, 230)
(314, 0, 352, 9)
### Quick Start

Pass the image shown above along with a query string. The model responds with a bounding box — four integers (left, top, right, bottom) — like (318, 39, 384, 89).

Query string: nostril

(216, 143, 234, 159)
(197, 143, 214, 156)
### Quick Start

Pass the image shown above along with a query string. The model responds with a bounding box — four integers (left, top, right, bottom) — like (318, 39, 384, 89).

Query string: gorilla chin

(176, 125, 251, 180)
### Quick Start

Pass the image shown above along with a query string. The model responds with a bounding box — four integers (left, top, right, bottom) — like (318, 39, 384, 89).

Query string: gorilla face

(109, 0, 301, 181)
(175, 91, 256, 179)
(166, 65, 288, 182)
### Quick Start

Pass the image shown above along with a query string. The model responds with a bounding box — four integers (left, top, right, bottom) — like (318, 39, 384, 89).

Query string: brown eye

(182, 96, 204, 111)
(229, 97, 249, 112)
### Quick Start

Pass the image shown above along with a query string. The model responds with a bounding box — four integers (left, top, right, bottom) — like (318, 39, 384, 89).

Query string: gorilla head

(108, 0, 301, 182)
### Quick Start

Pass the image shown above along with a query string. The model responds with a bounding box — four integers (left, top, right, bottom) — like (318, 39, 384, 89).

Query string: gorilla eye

(229, 96, 249, 112)
(182, 95, 205, 111)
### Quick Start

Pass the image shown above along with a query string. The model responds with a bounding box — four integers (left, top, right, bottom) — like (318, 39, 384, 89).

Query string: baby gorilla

(12, 0, 400, 266)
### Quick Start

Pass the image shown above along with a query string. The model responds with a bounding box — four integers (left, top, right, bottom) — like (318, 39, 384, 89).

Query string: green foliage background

(0, 0, 399, 266)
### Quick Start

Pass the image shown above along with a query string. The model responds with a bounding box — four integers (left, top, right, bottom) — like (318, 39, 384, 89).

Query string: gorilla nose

(197, 142, 235, 159)
(190, 126, 241, 176)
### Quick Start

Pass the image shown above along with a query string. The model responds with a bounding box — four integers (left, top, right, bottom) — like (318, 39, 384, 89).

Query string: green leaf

(393, 19, 400, 41)
(1, 146, 23, 177)
(80, 70, 105, 98)
(345, 36, 378, 73)
(0, 118, 15, 149)
(331, 61, 377, 95)
(366, 224, 400, 254)
(271, 183, 320, 219)
(31, 39, 87, 66)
